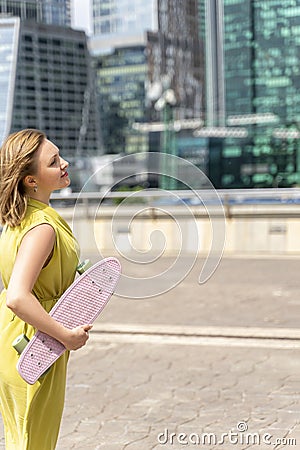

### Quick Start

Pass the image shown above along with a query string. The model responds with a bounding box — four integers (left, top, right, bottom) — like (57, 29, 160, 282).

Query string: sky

(71, 0, 92, 35)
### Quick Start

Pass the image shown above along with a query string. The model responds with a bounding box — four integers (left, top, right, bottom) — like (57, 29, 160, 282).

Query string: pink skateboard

(17, 257, 121, 384)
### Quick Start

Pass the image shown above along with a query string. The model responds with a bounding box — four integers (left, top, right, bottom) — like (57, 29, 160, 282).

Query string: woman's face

(33, 139, 70, 194)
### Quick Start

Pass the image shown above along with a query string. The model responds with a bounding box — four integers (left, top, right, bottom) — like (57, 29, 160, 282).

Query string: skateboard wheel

(76, 259, 92, 274)
(12, 334, 30, 354)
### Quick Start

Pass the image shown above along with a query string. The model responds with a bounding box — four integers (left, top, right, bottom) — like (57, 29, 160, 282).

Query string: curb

(91, 322, 300, 341)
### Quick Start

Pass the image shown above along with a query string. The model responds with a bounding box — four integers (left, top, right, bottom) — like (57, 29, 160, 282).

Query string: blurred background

(0, 0, 299, 193)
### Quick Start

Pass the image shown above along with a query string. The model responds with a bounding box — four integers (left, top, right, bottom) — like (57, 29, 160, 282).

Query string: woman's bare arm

(6, 224, 92, 350)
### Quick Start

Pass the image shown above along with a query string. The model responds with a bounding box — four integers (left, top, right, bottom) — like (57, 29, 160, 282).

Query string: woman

(0, 129, 92, 449)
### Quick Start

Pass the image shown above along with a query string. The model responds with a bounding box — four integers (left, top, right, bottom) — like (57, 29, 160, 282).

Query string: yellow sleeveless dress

(0, 198, 79, 450)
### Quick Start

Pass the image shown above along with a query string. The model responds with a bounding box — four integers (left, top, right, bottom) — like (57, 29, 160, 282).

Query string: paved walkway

(1, 256, 300, 449)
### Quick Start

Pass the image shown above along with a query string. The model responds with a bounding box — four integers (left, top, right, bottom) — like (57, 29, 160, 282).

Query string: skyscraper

(0, 2, 101, 177)
(198, 0, 224, 127)
(91, 0, 158, 53)
(95, 45, 148, 155)
(0, 17, 19, 144)
(147, 0, 203, 120)
(11, 21, 99, 158)
(0, 0, 71, 26)
(91, 0, 204, 164)
(199, 0, 300, 188)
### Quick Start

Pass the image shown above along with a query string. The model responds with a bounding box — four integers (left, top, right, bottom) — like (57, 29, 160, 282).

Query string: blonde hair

(0, 129, 46, 227)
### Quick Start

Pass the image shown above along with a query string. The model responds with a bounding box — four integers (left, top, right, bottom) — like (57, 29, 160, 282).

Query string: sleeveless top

(0, 197, 80, 450)
(0, 197, 79, 304)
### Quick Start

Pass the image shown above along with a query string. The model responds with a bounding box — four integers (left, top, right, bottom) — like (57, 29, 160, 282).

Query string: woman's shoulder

(0, 205, 55, 250)
(25, 198, 73, 236)
(23, 208, 52, 228)
(20, 199, 57, 233)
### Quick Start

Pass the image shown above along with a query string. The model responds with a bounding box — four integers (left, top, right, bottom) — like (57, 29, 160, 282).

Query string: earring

(33, 184, 38, 193)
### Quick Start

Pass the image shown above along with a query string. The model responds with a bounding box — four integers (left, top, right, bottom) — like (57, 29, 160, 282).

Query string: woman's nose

(60, 157, 69, 169)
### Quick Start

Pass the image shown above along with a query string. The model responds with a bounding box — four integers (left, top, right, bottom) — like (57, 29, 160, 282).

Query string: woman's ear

(23, 175, 37, 190)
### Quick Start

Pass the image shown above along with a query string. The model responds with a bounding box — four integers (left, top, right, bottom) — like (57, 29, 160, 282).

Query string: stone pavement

(1, 256, 300, 449)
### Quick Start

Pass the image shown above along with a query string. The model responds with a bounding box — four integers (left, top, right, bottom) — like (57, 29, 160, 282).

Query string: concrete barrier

(57, 203, 300, 257)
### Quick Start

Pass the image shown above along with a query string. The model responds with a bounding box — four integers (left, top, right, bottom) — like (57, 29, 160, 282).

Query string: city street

(1, 256, 300, 449)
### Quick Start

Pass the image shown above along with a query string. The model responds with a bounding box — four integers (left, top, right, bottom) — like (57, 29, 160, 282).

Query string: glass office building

(95, 46, 148, 154)
(224, 1, 300, 121)
(0, 17, 101, 161)
(92, 0, 203, 164)
(0, 0, 71, 26)
(147, 0, 203, 121)
(0, 17, 19, 144)
(90, 0, 159, 156)
(92, 0, 157, 43)
(90, 0, 158, 55)
(199, 0, 300, 188)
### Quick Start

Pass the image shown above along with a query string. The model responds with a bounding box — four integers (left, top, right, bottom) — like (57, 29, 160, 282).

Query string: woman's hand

(62, 324, 93, 351)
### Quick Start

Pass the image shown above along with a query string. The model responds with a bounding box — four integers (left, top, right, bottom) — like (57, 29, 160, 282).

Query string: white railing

(50, 188, 300, 206)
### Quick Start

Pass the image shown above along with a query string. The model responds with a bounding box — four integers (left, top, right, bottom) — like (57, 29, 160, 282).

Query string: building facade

(0, 17, 19, 144)
(91, 0, 204, 176)
(91, 0, 158, 53)
(147, 0, 203, 121)
(0, 17, 101, 183)
(93, 0, 157, 35)
(13, 21, 100, 158)
(199, 0, 300, 188)
(95, 45, 148, 155)
(0, 0, 71, 26)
